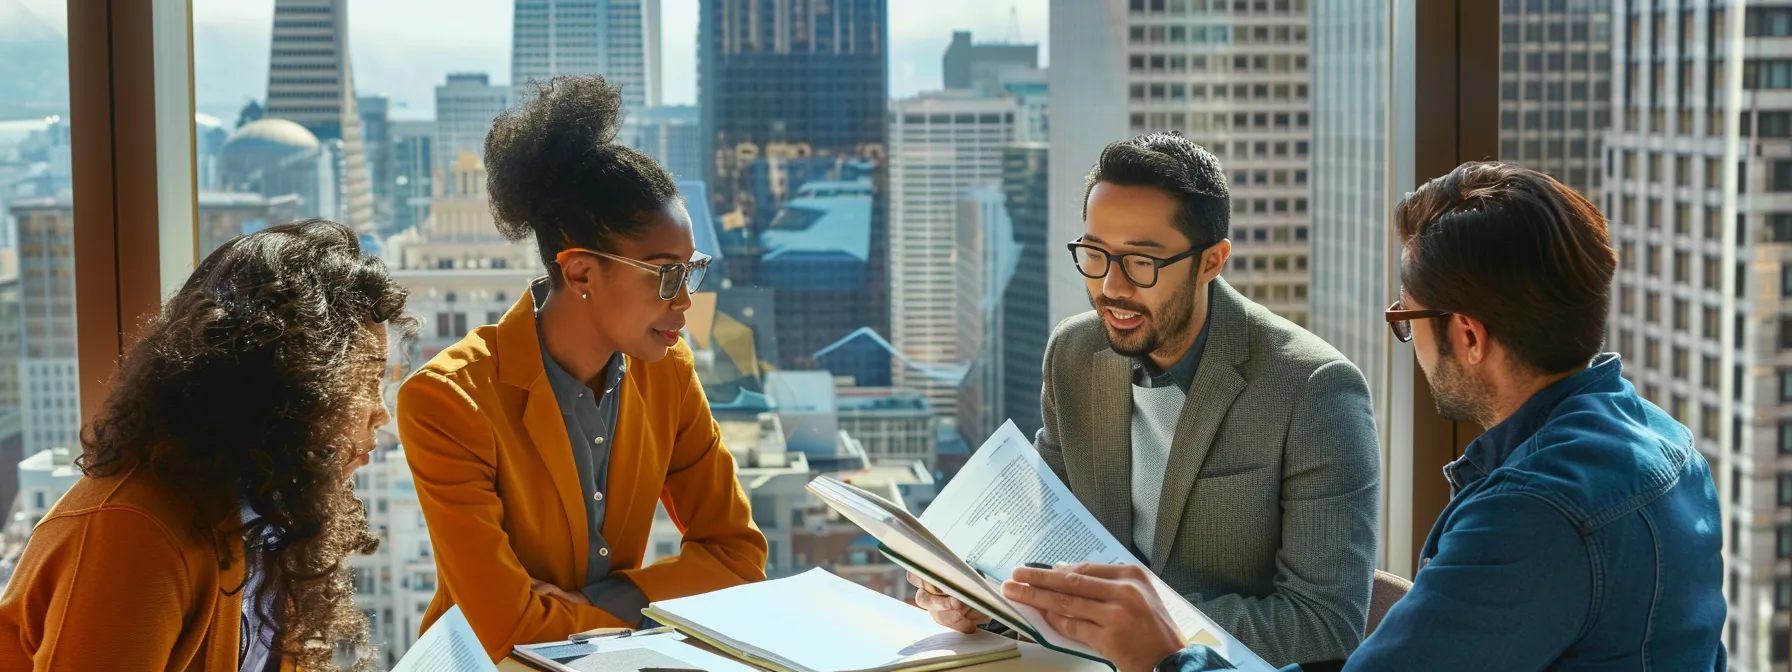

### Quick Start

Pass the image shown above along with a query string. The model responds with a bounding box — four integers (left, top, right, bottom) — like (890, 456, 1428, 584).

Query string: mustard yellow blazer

(397, 291, 767, 660)
(0, 464, 289, 671)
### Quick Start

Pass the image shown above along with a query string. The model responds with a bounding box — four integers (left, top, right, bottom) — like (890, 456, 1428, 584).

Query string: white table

(497, 639, 1107, 671)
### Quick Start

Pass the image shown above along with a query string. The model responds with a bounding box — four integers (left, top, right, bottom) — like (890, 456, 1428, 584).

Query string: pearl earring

(581, 292, 589, 300)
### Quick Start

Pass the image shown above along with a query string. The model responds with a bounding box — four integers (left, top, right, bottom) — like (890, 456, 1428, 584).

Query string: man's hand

(907, 572, 991, 633)
(1002, 563, 1186, 672)
(531, 579, 592, 606)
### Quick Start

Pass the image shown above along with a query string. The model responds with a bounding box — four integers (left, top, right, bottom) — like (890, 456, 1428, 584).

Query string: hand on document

(906, 572, 991, 633)
(1002, 563, 1188, 672)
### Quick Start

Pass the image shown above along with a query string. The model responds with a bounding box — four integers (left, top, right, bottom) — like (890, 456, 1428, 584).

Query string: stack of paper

(643, 568, 1020, 672)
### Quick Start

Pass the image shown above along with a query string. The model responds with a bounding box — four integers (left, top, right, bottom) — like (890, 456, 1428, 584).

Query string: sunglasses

(555, 247, 712, 301)
(1384, 300, 1454, 343)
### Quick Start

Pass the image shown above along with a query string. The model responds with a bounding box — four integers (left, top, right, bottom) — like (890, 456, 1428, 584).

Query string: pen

(1023, 561, 1053, 570)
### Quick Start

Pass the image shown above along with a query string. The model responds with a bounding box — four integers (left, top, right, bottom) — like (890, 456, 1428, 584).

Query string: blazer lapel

(1150, 278, 1251, 570)
(1086, 348, 1136, 543)
(497, 282, 591, 575)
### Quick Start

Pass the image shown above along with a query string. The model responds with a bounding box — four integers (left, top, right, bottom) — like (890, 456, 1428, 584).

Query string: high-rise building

(0, 249, 21, 414)
(1497, 2, 1614, 206)
(263, 0, 372, 230)
(511, 0, 661, 116)
(889, 91, 1018, 419)
(942, 30, 1040, 91)
(359, 95, 396, 233)
(998, 143, 1049, 439)
(1049, 0, 1312, 328)
(759, 178, 877, 369)
(349, 447, 438, 669)
(433, 73, 508, 180)
(11, 196, 78, 458)
(1309, 0, 1392, 426)
(1604, 4, 1792, 668)
(392, 120, 435, 233)
(953, 185, 1021, 443)
(700, 0, 890, 344)
(633, 105, 702, 181)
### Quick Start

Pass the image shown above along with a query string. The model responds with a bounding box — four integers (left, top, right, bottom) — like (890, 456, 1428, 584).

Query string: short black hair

(1395, 161, 1616, 374)
(1082, 132, 1229, 247)
(485, 75, 681, 282)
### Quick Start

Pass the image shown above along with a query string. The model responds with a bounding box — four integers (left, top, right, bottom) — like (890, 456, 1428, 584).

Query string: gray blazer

(1035, 277, 1380, 666)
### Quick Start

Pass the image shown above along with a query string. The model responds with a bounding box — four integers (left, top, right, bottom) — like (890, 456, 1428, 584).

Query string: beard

(1090, 276, 1199, 360)
(1427, 352, 1496, 426)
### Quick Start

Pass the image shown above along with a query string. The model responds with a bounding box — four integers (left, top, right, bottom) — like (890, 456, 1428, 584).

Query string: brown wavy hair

(78, 219, 413, 670)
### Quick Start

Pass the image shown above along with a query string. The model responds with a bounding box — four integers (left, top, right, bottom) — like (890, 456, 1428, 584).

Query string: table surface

(496, 640, 1108, 672)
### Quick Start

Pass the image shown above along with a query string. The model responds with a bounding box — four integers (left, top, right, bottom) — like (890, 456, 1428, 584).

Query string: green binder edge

(640, 604, 1023, 672)
(875, 543, 1117, 671)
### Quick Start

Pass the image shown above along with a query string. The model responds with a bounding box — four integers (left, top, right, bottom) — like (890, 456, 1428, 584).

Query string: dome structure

(218, 118, 320, 189)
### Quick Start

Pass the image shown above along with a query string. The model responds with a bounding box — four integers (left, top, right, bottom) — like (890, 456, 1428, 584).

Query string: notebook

(641, 568, 1020, 672)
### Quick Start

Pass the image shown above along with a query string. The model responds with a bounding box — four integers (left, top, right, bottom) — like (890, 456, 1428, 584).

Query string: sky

(55, 0, 1055, 122)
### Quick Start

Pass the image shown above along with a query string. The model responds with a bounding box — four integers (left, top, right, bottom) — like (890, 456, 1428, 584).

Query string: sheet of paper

(919, 422, 1135, 581)
(647, 568, 1017, 672)
(392, 605, 498, 672)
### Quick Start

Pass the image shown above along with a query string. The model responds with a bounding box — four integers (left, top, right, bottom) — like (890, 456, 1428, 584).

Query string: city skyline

(2, 0, 1050, 123)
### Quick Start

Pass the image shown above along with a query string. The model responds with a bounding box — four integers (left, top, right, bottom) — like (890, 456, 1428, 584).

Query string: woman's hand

(531, 579, 592, 606)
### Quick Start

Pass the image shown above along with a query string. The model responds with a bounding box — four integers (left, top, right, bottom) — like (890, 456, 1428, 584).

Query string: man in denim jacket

(999, 162, 1727, 672)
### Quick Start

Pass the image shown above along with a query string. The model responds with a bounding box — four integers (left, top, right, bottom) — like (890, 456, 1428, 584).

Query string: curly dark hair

(78, 219, 414, 671)
(485, 74, 681, 283)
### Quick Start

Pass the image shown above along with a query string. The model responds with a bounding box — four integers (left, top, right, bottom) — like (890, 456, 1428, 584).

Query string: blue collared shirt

(1131, 284, 1213, 393)
(1163, 354, 1726, 671)
(530, 279, 649, 624)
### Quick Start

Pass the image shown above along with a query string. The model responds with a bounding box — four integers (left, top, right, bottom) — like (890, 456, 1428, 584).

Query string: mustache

(1093, 297, 1150, 316)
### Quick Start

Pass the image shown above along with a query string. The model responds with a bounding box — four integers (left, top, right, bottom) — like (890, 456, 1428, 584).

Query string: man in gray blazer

(911, 132, 1381, 667)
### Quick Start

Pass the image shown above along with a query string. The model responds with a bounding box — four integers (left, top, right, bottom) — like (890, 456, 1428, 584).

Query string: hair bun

(485, 75, 626, 242)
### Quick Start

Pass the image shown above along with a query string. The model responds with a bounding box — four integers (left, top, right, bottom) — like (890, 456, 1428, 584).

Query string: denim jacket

(1164, 354, 1727, 671)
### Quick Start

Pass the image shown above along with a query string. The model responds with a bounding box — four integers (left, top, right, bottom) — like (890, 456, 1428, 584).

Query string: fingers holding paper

(1002, 563, 1186, 672)
(907, 571, 991, 634)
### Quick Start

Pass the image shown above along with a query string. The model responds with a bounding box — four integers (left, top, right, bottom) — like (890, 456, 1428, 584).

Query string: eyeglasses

(1066, 238, 1207, 289)
(1384, 300, 1454, 343)
(555, 248, 712, 301)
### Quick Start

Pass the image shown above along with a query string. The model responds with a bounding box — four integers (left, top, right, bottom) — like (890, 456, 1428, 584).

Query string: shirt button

(593, 436, 605, 445)
(599, 547, 609, 557)
(593, 491, 604, 502)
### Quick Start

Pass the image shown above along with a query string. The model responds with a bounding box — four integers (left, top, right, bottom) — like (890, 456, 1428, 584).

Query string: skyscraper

(433, 73, 508, 181)
(392, 120, 436, 233)
(943, 30, 1039, 91)
(700, 0, 891, 362)
(1604, 4, 1788, 668)
(1049, 0, 1313, 328)
(633, 105, 703, 181)
(11, 196, 78, 458)
(999, 143, 1050, 439)
(511, 0, 661, 116)
(263, 0, 373, 230)
(888, 91, 1018, 418)
(1309, 0, 1392, 426)
(1497, 1, 1614, 206)
(953, 185, 1021, 443)
(359, 95, 396, 232)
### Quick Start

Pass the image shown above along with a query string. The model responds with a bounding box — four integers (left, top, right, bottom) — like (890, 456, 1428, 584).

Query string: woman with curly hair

(397, 74, 765, 659)
(0, 219, 410, 671)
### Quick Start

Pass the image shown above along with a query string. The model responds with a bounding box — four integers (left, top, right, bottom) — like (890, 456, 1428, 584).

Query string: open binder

(806, 421, 1273, 672)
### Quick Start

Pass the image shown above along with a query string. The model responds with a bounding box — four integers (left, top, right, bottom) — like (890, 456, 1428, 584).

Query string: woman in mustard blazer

(0, 220, 408, 671)
(396, 75, 767, 660)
